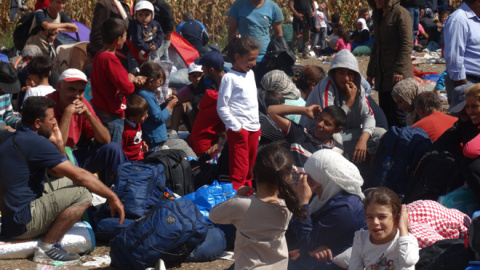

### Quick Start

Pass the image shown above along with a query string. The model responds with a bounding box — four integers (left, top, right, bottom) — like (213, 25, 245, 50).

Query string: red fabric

(463, 126, 480, 159)
(407, 200, 471, 248)
(227, 129, 261, 190)
(122, 122, 144, 161)
(170, 31, 199, 67)
(413, 65, 438, 78)
(412, 112, 457, 142)
(47, 92, 99, 148)
(35, 0, 49, 10)
(189, 89, 225, 155)
(90, 51, 135, 118)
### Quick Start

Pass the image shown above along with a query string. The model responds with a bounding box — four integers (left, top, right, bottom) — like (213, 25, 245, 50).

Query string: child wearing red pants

(217, 36, 261, 190)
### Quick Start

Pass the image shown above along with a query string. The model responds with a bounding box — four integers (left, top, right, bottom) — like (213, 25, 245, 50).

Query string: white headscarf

(304, 150, 365, 214)
(356, 18, 369, 32)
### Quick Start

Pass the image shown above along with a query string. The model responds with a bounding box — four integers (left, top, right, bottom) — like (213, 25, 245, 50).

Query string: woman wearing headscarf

(350, 18, 371, 45)
(391, 78, 425, 125)
(261, 70, 306, 124)
(287, 150, 366, 270)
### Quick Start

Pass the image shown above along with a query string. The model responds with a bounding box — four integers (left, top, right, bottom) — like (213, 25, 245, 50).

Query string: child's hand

(133, 76, 147, 86)
(236, 186, 254, 196)
(398, 205, 409, 236)
(66, 23, 79, 33)
(142, 141, 149, 153)
(308, 245, 332, 263)
(21, 86, 31, 92)
(296, 174, 313, 205)
(150, 44, 157, 51)
(166, 95, 179, 110)
(306, 105, 322, 119)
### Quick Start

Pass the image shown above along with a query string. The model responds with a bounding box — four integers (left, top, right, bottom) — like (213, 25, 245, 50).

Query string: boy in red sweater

(90, 18, 146, 144)
(122, 95, 149, 161)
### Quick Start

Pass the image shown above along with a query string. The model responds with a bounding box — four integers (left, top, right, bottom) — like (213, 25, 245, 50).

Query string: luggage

(469, 215, 480, 260)
(369, 126, 432, 194)
(403, 151, 463, 204)
(110, 199, 208, 269)
(416, 239, 474, 270)
(13, 9, 48, 50)
(144, 149, 195, 196)
(95, 218, 134, 242)
(104, 161, 167, 219)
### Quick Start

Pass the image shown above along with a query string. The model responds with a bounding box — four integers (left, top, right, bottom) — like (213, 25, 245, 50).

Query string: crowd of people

(1, 0, 480, 268)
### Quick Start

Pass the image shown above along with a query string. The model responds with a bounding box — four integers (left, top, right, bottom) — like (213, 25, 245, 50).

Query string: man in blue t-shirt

(0, 96, 125, 265)
(227, 0, 284, 63)
(176, 12, 210, 56)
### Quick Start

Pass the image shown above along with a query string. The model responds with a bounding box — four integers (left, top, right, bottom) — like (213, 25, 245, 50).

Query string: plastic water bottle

(465, 261, 480, 270)
(382, 156, 393, 171)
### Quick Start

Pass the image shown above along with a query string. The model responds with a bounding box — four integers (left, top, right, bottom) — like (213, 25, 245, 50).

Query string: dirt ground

(0, 54, 446, 270)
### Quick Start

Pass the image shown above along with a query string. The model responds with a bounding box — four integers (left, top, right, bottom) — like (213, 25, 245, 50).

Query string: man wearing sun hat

(46, 68, 127, 187)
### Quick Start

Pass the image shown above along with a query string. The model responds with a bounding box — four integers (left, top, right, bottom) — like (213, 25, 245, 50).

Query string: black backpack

(402, 151, 463, 204)
(13, 9, 46, 50)
(416, 239, 474, 270)
(144, 149, 195, 196)
(468, 215, 480, 261)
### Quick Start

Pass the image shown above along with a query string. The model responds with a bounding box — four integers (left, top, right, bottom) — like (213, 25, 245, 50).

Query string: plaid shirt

(0, 94, 21, 128)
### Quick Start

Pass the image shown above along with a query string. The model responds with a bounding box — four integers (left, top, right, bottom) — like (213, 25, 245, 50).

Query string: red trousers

(227, 128, 261, 190)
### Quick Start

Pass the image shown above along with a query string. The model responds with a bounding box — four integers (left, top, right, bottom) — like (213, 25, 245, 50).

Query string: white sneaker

(33, 243, 80, 265)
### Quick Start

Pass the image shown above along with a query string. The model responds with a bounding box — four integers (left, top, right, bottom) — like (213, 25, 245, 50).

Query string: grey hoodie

(300, 49, 376, 135)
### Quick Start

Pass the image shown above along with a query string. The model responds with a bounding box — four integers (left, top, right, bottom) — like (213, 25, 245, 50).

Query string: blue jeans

(311, 28, 327, 50)
(74, 142, 127, 187)
(93, 107, 124, 145)
(157, 40, 171, 61)
(406, 7, 420, 44)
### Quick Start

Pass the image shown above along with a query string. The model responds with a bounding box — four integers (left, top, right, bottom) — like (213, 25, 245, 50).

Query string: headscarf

(304, 149, 365, 214)
(260, 70, 301, 100)
(356, 18, 369, 32)
(392, 78, 425, 125)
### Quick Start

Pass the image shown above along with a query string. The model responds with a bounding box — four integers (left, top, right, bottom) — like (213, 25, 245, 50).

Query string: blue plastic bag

(438, 186, 480, 217)
(182, 181, 236, 221)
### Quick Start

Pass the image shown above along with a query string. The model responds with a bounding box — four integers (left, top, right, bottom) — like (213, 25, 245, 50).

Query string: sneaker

(33, 243, 80, 265)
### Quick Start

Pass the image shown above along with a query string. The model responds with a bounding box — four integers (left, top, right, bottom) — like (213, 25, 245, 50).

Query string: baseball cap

(448, 84, 471, 113)
(59, 68, 88, 83)
(194, 51, 224, 71)
(188, 63, 203, 74)
(134, 1, 155, 19)
(0, 62, 21, 94)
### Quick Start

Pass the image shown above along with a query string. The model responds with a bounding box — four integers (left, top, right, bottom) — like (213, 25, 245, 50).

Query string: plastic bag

(182, 181, 236, 221)
(438, 186, 480, 217)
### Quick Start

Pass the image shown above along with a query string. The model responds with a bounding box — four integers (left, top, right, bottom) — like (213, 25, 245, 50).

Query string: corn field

(0, 0, 466, 49)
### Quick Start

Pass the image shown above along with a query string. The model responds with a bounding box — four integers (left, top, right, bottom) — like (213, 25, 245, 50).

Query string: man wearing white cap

(46, 69, 127, 187)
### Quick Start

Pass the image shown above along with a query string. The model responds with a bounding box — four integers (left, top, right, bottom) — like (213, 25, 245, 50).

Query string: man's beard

(37, 127, 52, 140)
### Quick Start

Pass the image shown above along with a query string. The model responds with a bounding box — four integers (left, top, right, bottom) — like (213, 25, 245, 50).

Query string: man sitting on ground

(0, 96, 124, 265)
(46, 69, 127, 187)
(412, 91, 457, 142)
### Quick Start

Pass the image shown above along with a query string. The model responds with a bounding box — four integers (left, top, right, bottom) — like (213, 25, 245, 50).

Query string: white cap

(59, 68, 88, 83)
(188, 63, 203, 74)
(134, 1, 155, 19)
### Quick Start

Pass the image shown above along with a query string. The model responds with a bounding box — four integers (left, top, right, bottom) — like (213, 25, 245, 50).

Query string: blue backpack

(368, 126, 432, 194)
(104, 161, 167, 219)
(110, 199, 208, 269)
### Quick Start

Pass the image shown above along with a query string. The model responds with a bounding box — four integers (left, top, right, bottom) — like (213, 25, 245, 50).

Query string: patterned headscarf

(392, 78, 425, 125)
(304, 150, 364, 214)
(260, 70, 301, 100)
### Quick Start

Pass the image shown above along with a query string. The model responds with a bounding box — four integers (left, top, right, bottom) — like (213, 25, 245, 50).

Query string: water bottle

(382, 156, 393, 171)
(465, 261, 480, 270)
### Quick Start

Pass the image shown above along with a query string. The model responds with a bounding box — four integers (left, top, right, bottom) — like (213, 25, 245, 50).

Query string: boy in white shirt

(23, 55, 55, 106)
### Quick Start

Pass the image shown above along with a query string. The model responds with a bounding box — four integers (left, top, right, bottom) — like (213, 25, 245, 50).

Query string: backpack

(402, 151, 463, 204)
(144, 149, 195, 196)
(103, 161, 168, 219)
(416, 238, 474, 270)
(13, 9, 46, 50)
(110, 199, 208, 269)
(468, 215, 480, 261)
(368, 126, 432, 194)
